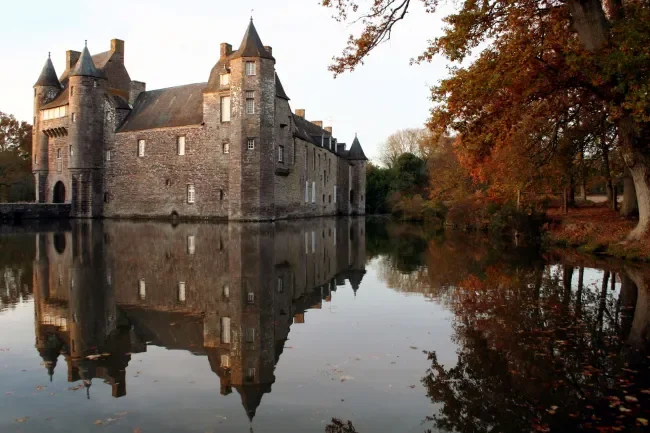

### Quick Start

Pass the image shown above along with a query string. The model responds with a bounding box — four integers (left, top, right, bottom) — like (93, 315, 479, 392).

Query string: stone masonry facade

(32, 21, 368, 221)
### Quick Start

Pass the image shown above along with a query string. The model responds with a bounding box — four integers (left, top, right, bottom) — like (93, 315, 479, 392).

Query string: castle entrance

(53, 181, 66, 203)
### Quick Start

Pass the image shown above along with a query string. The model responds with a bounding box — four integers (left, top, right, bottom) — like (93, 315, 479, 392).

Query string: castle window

(221, 355, 230, 368)
(71, 112, 76, 122)
(220, 73, 229, 87)
(70, 86, 74, 96)
(277, 277, 284, 293)
(138, 139, 145, 157)
(334, 186, 337, 203)
(177, 136, 186, 155)
(220, 96, 231, 122)
(187, 184, 195, 204)
(187, 235, 195, 254)
(106, 150, 111, 161)
(221, 317, 231, 344)
(247, 291, 255, 304)
(138, 279, 146, 300)
(93, 81, 98, 88)
(312, 182, 316, 203)
(245, 328, 255, 343)
(57, 148, 62, 159)
(245, 91, 255, 114)
(222, 143, 229, 154)
(305, 146, 308, 170)
(305, 181, 308, 203)
(178, 282, 186, 302)
(223, 285, 230, 298)
(246, 367, 256, 381)
(329, 194, 332, 203)
(245, 61, 256, 76)
(278, 145, 284, 163)
(247, 139, 255, 150)
(219, 189, 224, 201)
(104, 192, 110, 203)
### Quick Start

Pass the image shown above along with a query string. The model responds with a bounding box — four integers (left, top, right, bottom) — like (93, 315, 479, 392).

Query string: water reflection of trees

(371, 224, 650, 432)
(0, 233, 34, 311)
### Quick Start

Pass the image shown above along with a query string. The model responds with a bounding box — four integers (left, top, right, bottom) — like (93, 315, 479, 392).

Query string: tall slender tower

(33, 54, 61, 202)
(227, 20, 276, 220)
(67, 43, 106, 217)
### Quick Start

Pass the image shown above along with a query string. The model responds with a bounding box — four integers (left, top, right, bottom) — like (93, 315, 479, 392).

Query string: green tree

(0, 111, 33, 202)
(365, 162, 393, 213)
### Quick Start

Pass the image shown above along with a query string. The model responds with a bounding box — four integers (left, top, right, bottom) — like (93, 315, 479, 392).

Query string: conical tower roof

(347, 135, 368, 160)
(34, 54, 61, 88)
(70, 44, 105, 79)
(230, 20, 274, 60)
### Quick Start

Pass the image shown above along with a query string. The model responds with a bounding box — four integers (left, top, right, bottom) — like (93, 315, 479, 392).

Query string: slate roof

(230, 20, 274, 60)
(275, 73, 289, 100)
(41, 90, 69, 109)
(119, 82, 206, 132)
(70, 46, 106, 79)
(34, 56, 61, 88)
(348, 136, 368, 160)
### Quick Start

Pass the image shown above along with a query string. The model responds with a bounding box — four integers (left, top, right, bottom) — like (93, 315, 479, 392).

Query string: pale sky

(0, 0, 451, 162)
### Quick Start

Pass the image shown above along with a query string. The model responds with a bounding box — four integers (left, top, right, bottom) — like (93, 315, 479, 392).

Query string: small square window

(71, 112, 76, 122)
(187, 184, 195, 204)
(106, 150, 111, 161)
(222, 143, 230, 154)
(247, 139, 255, 150)
(220, 74, 230, 86)
(138, 139, 145, 157)
(245, 61, 256, 76)
(177, 136, 186, 155)
(247, 291, 255, 304)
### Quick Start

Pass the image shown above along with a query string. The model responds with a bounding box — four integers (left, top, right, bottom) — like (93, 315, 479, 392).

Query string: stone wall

(104, 125, 230, 219)
(0, 203, 71, 221)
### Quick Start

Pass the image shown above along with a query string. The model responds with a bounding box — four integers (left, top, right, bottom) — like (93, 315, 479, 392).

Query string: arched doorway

(53, 181, 65, 203)
(349, 189, 355, 205)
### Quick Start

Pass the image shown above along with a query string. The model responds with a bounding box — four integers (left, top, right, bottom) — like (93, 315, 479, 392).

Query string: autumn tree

(322, 0, 650, 240)
(379, 127, 431, 168)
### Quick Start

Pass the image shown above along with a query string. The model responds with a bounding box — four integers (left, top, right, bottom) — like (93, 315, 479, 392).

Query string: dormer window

(220, 73, 230, 87)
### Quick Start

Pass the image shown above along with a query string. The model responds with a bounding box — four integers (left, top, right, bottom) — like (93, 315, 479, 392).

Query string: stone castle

(32, 20, 367, 220)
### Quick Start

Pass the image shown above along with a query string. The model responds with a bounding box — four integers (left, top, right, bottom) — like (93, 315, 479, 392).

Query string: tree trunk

(576, 267, 584, 317)
(627, 163, 650, 240)
(602, 143, 616, 211)
(621, 167, 639, 218)
(566, 0, 609, 51)
(563, 187, 569, 215)
(624, 267, 649, 349)
(619, 115, 650, 240)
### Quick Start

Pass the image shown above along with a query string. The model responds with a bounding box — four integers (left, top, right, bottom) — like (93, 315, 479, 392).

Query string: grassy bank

(546, 205, 650, 262)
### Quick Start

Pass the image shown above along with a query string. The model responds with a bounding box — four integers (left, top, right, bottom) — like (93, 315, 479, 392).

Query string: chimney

(295, 109, 305, 118)
(264, 45, 272, 56)
(324, 126, 333, 135)
(66, 50, 81, 69)
(110, 39, 124, 54)
(220, 43, 232, 58)
(337, 143, 346, 154)
(312, 120, 323, 128)
(129, 81, 146, 105)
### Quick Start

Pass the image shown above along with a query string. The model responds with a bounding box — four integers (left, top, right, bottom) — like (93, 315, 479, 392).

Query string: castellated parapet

(32, 21, 367, 221)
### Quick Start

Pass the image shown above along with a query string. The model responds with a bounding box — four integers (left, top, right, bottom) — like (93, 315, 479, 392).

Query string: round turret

(33, 54, 62, 188)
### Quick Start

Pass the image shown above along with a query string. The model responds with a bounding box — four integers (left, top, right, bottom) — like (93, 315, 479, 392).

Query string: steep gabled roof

(230, 20, 274, 60)
(118, 83, 206, 132)
(34, 55, 61, 88)
(70, 45, 106, 79)
(347, 135, 368, 160)
(275, 73, 289, 100)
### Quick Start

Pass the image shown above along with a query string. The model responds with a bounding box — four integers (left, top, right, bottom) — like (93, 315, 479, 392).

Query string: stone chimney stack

(111, 39, 124, 54)
(66, 50, 81, 69)
(295, 109, 305, 118)
(264, 46, 272, 56)
(312, 121, 323, 128)
(220, 43, 232, 58)
(129, 81, 146, 105)
(324, 126, 333, 134)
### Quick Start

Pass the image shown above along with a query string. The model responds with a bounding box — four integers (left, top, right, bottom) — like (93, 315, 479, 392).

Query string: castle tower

(67, 43, 107, 217)
(347, 135, 368, 215)
(227, 20, 276, 221)
(33, 55, 62, 202)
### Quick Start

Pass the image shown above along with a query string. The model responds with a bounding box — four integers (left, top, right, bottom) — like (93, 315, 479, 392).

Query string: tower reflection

(33, 218, 366, 418)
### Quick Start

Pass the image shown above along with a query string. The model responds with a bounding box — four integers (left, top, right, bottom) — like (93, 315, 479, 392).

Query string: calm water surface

(0, 218, 648, 433)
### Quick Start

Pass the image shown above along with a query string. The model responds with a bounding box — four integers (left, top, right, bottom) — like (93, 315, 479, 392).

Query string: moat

(0, 218, 648, 433)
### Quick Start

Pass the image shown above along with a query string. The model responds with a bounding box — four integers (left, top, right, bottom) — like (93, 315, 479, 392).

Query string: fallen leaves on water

(637, 418, 648, 426)
(35, 385, 46, 391)
(133, 428, 142, 433)
(94, 420, 103, 425)
(409, 346, 418, 350)
(15, 417, 29, 423)
(68, 385, 83, 391)
(624, 395, 638, 403)
(619, 406, 632, 413)
(408, 385, 416, 389)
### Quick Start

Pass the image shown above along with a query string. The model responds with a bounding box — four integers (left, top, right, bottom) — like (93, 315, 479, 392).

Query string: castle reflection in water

(32, 218, 366, 420)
